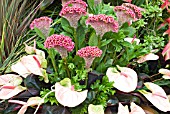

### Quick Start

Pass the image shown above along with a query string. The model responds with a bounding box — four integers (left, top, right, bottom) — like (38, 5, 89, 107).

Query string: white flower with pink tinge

(77, 46, 102, 69)
(106, 65, 138, 92)
(159, 68, 170, 79)
(139, 82, 170, 112)
(86, 14, 119, 37)
(30, 16, 53, 37)
(59, 6, 86, 28)
(44, 34, 74, 58)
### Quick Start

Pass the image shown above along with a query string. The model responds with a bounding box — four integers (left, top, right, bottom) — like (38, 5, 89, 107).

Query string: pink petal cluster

(86, 14, 119, 37)
(30, 16, 53, 37)
(114, 3, 143, 26)
(60, 0, 87, 28)
(44, 34, 74, 58)
(63, 0, 87, 9)
(77, 46, 102, 69)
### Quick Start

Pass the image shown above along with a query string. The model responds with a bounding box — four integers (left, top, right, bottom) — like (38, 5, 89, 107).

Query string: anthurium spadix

(88, 104, 104, 114)
(139, 82, 170, 112)
(106, 65, 138, 92)
(55, 78, 88, 107)
(118, 102, 145, 114)
(0, 74, 26, 99)
(11, 55, 48, 83)
(9, 97, 44, 114)
(159, 68, 170, 79)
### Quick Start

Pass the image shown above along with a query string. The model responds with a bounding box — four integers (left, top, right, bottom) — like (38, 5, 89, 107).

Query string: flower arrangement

(1, 0, 170, 114)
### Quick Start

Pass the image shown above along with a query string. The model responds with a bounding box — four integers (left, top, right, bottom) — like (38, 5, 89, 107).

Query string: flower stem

(73, 29, 78, 52)
(48, 49, 58, 75)
(63, 58, 71, 78)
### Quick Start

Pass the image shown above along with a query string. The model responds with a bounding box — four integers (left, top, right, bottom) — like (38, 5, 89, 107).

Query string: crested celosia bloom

(106, 65, 138, 92)
(114, 3, 143, 26)
(159, 68, 170, 79)
(59, 7, 86, 28)
(118, 102, 145, 114)
(44, 34, 74, 58)
(30, 16, 53, 37)
(61, 0, 70, 5)
(77, 46, 102, 69)
(63, 0, 87, 9)
(139, 82, 170, 112)
(123, 0, 132, 3)
(86, 14, 119, 37)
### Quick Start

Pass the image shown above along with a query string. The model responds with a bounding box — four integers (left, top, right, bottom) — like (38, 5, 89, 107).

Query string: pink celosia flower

(77, 46, 102, 69)
(63, 0, 87, 9)
(55, 78, 88, 107)
(86, 14, 119, 37)
(44, 34, 74, 58)
(123, 0, 132, 3)
(118, 102, 145, 114)
(137, 53, 159, 63)
(61, 0, 70, 5)
(30, 16, 53, 37)
(139, 82, 170, 112)
(160, 0, 170, 13)
(114, 3, 143, 26)
(59, 7, 86, 28)
(106, 65, 138, 92)
(162, 40, 170, 61)
(159, 68, 170, 79)
(9, 97, 44, 114)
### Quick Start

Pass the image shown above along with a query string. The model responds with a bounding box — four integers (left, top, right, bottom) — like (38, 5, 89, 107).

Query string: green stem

(73, 29, 78, 52)
(49, 49, 58, 75)
(63, 58, 71, 78)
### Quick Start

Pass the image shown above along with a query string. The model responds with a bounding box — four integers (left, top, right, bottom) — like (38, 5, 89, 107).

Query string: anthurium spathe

(106, 65, 138, 92)
(11, 55, 48, 83)
(0, 74, 26, 100)
(118, 102, 145, 114)
(9, 97, 44, 114)
(137, 53, 159, 63)
(159, 68, 170, 79)
(55, 78, 88, 107)
(88, 104, 104, 114)
(139, 82, 170, 112)
(162, 40, 170, 61)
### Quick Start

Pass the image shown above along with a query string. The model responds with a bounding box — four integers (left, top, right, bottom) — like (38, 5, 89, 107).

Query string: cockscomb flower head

(59, 7, 86, 28)
(114, 3, 143, 26)
(30, 16, 53, 37)
(77, 46, 102, 69)
(63, 0, 87, 9)
(44, 34, 74, 58)
(86, 14, 119, 37)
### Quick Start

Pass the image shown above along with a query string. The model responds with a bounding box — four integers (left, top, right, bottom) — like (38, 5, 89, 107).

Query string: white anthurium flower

(137, 53, 159, 63)
(159, 68, 170, 79)
(118, 102, 145, 114)
(106, 65, 138, 92)
(0, 74, 22, 86)
(88, 104, 104, 114)
(0, 85, 26, 99)
(11, 55, 48, 83)
(9, 97, 44, 114)
(124, 37, 140, 45)
(55, 78, 88, 107)
(139, 82, 170, 112)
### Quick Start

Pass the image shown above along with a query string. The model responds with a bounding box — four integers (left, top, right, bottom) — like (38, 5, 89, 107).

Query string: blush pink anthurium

(9, 97, 44, 114)
(0, 74, 26, 100)
(139, 82, 170, 112)
(159, 68, 170, 79)
(106, 65, 138, 92)
(11, 55, 48, 83)
(124, 37, 140, 45)
(137, 53, 159, 63)
(118, 102, 145, 114)
(88, 104, 104, 114)
(55, 78, 88, 107)
(162, 40, 170, 61)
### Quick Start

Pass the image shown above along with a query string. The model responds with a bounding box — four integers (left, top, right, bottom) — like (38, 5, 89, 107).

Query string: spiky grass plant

(0, 0, 42, 73)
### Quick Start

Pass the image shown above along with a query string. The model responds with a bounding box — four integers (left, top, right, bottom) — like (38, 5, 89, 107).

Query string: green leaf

(34, 27, 46, 39)
(101, 39, 113, 47)
(88, 32, 98, 46)
(40, 0, 54, 10)
(76, 26, 86, 48)
(87, 0, 94, 13)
